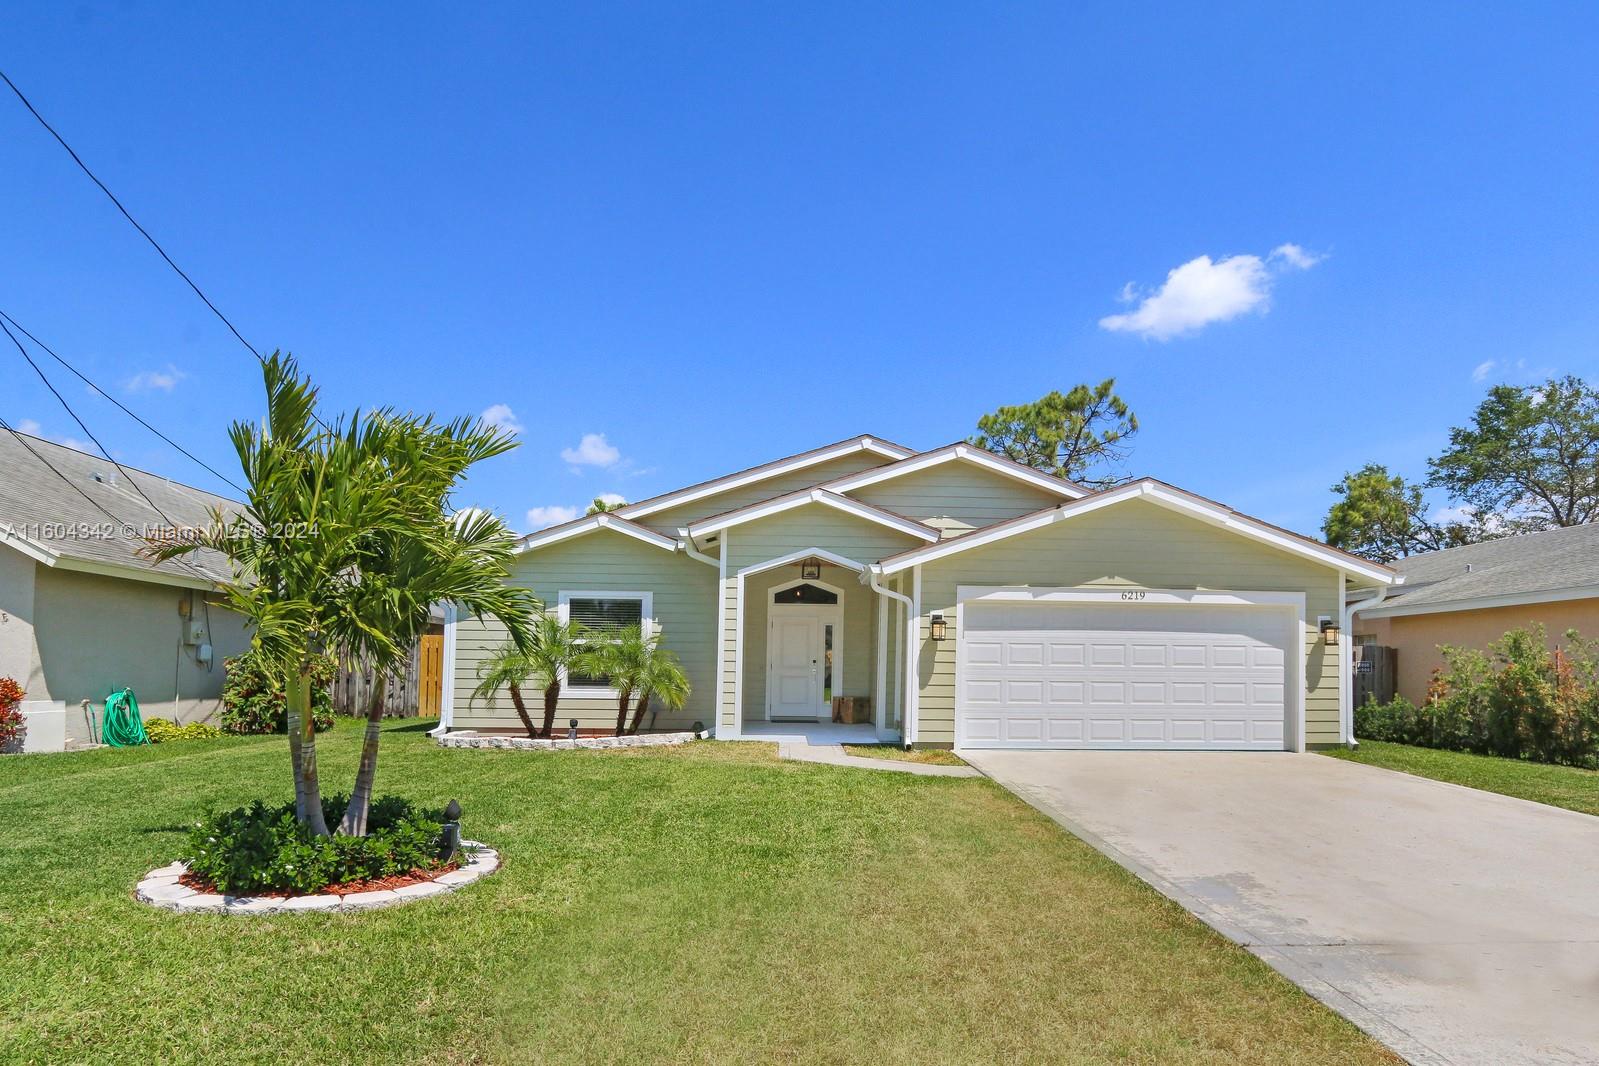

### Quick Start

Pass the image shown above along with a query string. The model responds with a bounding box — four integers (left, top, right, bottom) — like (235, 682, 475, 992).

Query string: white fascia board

(515, 514, 678, 555)
(736, 545, 869, 578)
(618, 437, 914, 521)
(689, 490, 939, 542)
(1360, 583, 1599, 619)
(825, 444, 1086, 500)
(876, 480, 1397, 584)
(50, 553, 219, 591)
(0, 525, 58, 566)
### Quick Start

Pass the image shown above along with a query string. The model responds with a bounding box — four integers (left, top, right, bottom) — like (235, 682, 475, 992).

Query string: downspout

(430, 602, 458, 737)
(1341, 579, 1393, 747)
(865, 565, 916, 748)
(677, 538, 719, 568)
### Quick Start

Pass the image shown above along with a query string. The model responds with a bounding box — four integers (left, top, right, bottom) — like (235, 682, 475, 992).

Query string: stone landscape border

(436, 729, 706, 751)
(134, 840, 499, 914)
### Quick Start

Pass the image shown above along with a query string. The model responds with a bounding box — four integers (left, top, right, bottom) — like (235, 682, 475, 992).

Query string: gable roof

(870, 477, 1398, 585)
(614, 434, 914, 522)
(515, 511, 680, 554)
(0, 430, 238, 589)
(822, 441, 1089, 500)
(686, 487, 941, 542)
(1361, 523, 1599, 617)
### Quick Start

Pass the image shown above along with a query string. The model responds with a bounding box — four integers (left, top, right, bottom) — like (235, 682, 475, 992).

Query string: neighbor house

(446, 435, 1396, 750)
(0, 432, 250, 750)
(1353, 523, 1599, 705)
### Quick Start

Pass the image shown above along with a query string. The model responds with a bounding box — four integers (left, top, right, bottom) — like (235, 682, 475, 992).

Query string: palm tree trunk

(614, 691, 631, 737)
(337, 676, 387, 836)
(291, 666, 331, 837)
(627, 693, 651, 735)
(286, 696, 306, 822)
(540, 681, 560, 738)
(508, 682, 538, 737)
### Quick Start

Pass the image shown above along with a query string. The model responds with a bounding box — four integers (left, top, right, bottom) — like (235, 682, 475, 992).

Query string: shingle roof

(0, 431, 239, 586)
(1376, 524, 1599, 613)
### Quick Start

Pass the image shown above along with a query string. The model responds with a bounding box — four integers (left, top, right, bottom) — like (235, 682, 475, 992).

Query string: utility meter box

(186, 621, 207, 646)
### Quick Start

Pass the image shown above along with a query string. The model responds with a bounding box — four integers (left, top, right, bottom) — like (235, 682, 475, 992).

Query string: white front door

(769, 615, 821, 719)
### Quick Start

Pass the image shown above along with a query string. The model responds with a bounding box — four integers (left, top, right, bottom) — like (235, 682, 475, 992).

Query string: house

(1353, 523, 1599, 704)
(0, 431, 251, 751)
(446, 434, 1396, 750)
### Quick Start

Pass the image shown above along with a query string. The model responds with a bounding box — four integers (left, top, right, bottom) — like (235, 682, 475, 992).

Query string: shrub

(0, 677, 24, 751)
(1357, 625, 1599, 768)
(144, 718, 226, 744)
(220, 651, 336, 735)
(184, 795, 448, 894)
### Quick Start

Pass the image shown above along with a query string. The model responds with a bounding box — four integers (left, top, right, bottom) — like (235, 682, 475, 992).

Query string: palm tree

(589, 624, 651, 736)
(151, 352, 535, 836)
(471, 616, 591, 738)
(471, 644, 541, 738)
(627, 638, 690, 734)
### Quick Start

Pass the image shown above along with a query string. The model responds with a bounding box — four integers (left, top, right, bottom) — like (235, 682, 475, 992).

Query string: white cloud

(1471, 360, 1497, 383)
(1099, 243, 1323, 341)
(560, 432, 621, 469)
(480, 403, 524, 435)
(125, 365, 184, 393)
(16, 419, 42, 435)
(1431, 503, 1508, 534)
(13, 418, 92, 453)
(525, 505, 579, 529)
(1269, 243, 1324, 270)
(595, 492, 626, 507)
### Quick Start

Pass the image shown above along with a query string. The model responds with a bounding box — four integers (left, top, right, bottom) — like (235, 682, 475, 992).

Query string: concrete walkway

(776, 738, 980, 777)
(965, 749, 1599, 1066)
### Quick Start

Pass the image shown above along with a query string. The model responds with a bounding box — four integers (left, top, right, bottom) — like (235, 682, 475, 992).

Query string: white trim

(714, 535, 726, 736)
(1359, 583, 1599, 619)
(516, 513, 678, 554)
(689, 489, 939, 543)
(951, 585, 1307, 753)
(733, 569, 746, 738)
(875, 480, 1397, 585)
(0, 524, 221, 591)
(431, 602, 459, 736)
(1337, 573, 1349, 745)
(909, 565, 922, 746)
(823, 443, 1087, 500)
(0, 525, 59, 566)
(556, 590, 655, 700)
(765, 577, 846, 721)
(735, 546, 868, 578)
(618, 437, 915, 521)
(874, 586, 890, 740)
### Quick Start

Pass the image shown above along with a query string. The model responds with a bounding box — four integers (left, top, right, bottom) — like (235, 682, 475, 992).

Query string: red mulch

(178, 860, 461, 898)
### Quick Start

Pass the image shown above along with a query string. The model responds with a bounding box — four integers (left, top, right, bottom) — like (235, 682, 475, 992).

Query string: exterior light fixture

(1320, 618, 1340, 646)
(439, 799, 463, 861)
(801, 557, 821, 580)
(929, 613, 947, 641)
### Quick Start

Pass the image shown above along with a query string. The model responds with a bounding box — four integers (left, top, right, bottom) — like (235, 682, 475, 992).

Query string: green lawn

(1324, 739, 1599, 816)
(840, 743, 968, 766)
(0, 722, 1395, 1065)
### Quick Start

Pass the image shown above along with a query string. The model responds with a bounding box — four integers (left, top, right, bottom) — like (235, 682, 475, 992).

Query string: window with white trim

(558, 591, 652, 693)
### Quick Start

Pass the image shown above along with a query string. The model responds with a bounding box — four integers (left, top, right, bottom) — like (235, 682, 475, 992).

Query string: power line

(0, 67, 260, 360)
(0, 309, 246, 493)
(0, 316, 185, 529)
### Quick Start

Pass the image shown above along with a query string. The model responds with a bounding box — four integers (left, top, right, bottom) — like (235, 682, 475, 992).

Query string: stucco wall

(28, 566, 250, 741)
(1356, 598, 1599, 705)
(0, 545, 37, 690)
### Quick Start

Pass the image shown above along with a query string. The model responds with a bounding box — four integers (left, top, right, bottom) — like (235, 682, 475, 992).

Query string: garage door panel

(958, 600, 1291, 751)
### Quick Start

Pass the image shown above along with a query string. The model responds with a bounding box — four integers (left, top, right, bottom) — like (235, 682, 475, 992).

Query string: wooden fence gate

(1353, 644, 1397, 708)
(418, 632, 444, 718)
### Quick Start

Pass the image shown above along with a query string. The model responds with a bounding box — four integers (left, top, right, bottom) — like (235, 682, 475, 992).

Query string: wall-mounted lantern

(801, 557, 821, 580)
(929, 612, 948, 641)
(1319, 618, 1340, 647)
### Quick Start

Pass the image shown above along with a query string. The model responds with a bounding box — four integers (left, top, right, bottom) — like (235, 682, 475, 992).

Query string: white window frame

(557, 589, 654, 699)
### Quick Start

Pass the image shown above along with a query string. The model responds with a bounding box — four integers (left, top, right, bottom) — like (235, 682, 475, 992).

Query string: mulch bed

(177, 860, 461, 898)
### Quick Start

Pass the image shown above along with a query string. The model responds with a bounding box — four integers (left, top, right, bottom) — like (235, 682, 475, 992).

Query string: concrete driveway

(964, 750, 1599, 1066)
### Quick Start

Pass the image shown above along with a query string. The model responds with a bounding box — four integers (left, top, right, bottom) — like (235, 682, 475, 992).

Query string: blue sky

(4, 4, 1596, 537)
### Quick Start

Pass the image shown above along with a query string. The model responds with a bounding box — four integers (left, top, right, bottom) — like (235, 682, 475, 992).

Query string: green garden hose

(102, 688, 149, 747)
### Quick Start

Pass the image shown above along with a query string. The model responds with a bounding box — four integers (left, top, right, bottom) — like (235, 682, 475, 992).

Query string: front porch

(736, 720, 881, 744)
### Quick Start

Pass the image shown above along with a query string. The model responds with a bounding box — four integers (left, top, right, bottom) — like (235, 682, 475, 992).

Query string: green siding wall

(848, 461, 1064, 536)
(452, 529, 718, 731)
(916, 499, 1342, 747)
(636, 452, 895, 533)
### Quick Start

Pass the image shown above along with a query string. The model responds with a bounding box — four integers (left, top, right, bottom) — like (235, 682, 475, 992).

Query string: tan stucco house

(1353, 523, 1599, 705)
(447, 435, 1396, 750)
(0, 432, 249, 751)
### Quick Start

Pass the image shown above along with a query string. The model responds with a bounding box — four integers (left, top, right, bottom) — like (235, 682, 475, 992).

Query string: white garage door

(957, 600, 1293, 750)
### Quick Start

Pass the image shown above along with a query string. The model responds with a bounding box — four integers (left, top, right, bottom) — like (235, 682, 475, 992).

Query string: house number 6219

(1120, 591, 1147, 601)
